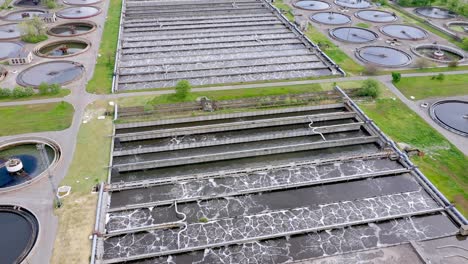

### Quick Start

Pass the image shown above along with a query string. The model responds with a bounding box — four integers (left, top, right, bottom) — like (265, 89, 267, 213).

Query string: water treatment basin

(47, 21, 97, 37)
(414, 7, 457, 19)
(56, 6, 101, 19)
(356, 46, 412, 67)
(330, 27, 378, 43)
(380, 24, 428, 40)
(3, 9, 46, 21)
(17, 61, 85, 87)
(294, 0, 330, 10)
(310, 12, 351, 25)
(0, 42, 23, 60)
(63, 0, 102, 5)
(35, 39, 91, 58)
(412, 44, 465, 63)
(0, 23, 23, 40)
(355, 10, 398, 23)
(430, 100, 468, 136)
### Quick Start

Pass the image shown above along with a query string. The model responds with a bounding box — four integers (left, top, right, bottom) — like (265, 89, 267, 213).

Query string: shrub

(357, 79, 380, 99)
(174, 80, 191, 99)
(448, 60, 459, 68)
(435, 73, 445, 81)
(0, 88, 12, 98)
(391, 72, 401, 83)
(199, 217, 208, 223)
(12, 86, 34, 98)
(19, 17, 48, 43)
(38, 82, 61, 95)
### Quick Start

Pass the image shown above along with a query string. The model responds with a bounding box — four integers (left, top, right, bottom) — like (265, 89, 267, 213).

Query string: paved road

(0, 68, 466, 264)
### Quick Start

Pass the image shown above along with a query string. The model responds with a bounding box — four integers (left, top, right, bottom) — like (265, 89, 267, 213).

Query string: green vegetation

(87, 0, 122, 94)
(392, 72, 401, 83)
(357, 79, 380, 98)
(52, 101, 112, 263)
(393, 73, 468, 99)
(431, 73, 445, 81)
(273, 0, 294, 22)
(397, 0, 468, 17)
(305, 25, 364, 75)
(38, 83, 62, 95)
(0, 102, 74, 136)
(0, 89, 69, 103)
(19, 17, 48, 43)
(359, 99, 468, 216)
(0, 84, 66, 101)
(199, 217, 209, 223)
(174, 80, 192, 99)
(0, 0, 12, 9)
(43, 0, 57, 9)
(355, 22, 371, 28)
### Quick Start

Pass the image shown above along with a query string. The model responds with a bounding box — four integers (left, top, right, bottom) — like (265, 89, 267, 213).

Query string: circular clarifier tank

(355, 10, 397, 22)
(0, 42, 23, 60)
(0, 24, 23, 40)
(310, 12, 351, 25)
(411, 44, 464, 63)
(380, 24, 428, 40)
(14, 0, 44, 7)
(0, 205, 39, 263)
(294, 0, 330, 10)
(356, 46, 412, 67)
(446, 21, 468, 35)
(63, 0, 102, 5)
(56, 6, 102, 19)
(0, 139, 60, 190)
(430, 100, 468, 136)
(3, 9, 46, 21)
(414, 7, 456, 19)
(47, 21, 97, 37)
(17, 61, 84, 87)
(35, 39, 91, 58)
(330, 27, 378, 43)
(334, 0, 370, 9)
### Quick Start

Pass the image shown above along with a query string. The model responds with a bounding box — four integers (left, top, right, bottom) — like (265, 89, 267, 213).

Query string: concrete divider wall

(115, 103, 345, 129)
(114, 136, 378, 172)
(117, 111, 357, 142)
(114, 122, 364, 156)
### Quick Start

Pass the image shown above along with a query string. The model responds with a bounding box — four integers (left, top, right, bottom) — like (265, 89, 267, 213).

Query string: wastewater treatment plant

(0, 0, 467, 263)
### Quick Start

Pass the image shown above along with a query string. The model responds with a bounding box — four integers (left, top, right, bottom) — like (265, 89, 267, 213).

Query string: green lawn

(305, 26, 365, 75)
(355, 22, 371, 29)
(273, 0, 294, 21)
(0, 102, 74, 136)
(360, 99, 468, 216)
(0, 89, 70, 103)
(86, 0, 122, 94)
(394, 73, 468, 100)
(52, 100, 112, 264)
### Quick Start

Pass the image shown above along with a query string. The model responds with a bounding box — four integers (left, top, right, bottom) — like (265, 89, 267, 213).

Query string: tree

(0, 88, 11, 98)
(12, 86, 34, 98)
(391, 72, 401, 83)
(357, 79, 380, 99)
(174, 80, 191, 99)
(19, 17, 48, 43)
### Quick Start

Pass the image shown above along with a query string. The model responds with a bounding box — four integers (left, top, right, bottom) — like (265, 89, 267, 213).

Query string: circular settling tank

(0, 24, 23, 40)
(294, 0, 330, 10)
(47, 21, 97, 37)
(56, 6, 101, 19)
(0, 42, 23, 60)
(330, 27, 378, 43)
(3, 9, 46, 21)
(334, 0, 370, 9)
(380, 24, 428, 40)
(17, 61, 84, 87)
(446, 21, 468, 35)
(356, 46, 412, 67)
(310, 12, 351, 25)
(0, 206, 39, 263)
(63, 0, 102, 5)
(0, 140, 59, 189)
(35, 39, 90, 58)
(355, 10, 397, 22)
(411, 44, 464, 63)
(414, 7, 456, 19)
(430, 100, 468, 136)
(14, 0, 43, 7)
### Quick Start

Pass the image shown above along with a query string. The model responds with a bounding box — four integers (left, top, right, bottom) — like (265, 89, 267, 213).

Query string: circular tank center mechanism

(63, 0, 102, 5)
(0, 24, 23, 40)
(310, 12, 351, 25)
(356, 46, 412, 67)
(446, 21, 468, 35)
(56, 6, 101, 19)
(355, 10, 397, 22)
(330, 27, 378, 43)
(36, 39, 90, 58)
(334, 0, 371, 9)
(294, 0, 330, 10)
(414, 7, 456, 19)
(412, 43, 465, 63)
(0, 42, 23, 60)
(48, 21, 97, 37)
(0, 206, 39, 264)
(430, 100, 468, 136)
(3, 9, 45, 21)
(380, 24, 428, 40)
(0, 141, 58, 189)
(17, 61, 84, 87)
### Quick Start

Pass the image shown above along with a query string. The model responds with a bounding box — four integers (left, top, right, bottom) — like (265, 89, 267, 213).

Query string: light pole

(37, 143, 62, 208)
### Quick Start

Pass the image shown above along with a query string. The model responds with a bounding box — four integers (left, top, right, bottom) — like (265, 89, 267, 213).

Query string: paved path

(0, 68, 466, 264)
